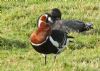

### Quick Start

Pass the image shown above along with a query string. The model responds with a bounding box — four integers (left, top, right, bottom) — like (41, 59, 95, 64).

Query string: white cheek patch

(49, 36, 59, 47)
(48, 17, 53, 23)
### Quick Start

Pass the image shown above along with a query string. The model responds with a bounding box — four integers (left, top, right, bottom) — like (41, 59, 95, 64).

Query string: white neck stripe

(30, 37, 48, 46)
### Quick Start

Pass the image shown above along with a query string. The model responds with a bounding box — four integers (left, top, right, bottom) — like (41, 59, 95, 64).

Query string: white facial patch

(48, 17, 53, 23)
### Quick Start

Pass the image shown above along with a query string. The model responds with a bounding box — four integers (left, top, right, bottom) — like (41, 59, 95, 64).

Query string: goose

(30, 13, 73, 64)
(50, 8, 93, 33)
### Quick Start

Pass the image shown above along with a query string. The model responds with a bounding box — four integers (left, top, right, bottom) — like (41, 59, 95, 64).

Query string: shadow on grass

(68, 28, 100, 50)
(0, 36, 28, 50)
(68, 37, 98, 50)
(82, 29, 100, 35)
(92, 29, 100, 35)
(68, 43, 95, 50)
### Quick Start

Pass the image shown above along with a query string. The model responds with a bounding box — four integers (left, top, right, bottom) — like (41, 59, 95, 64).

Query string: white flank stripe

(30, 37, 48, 46)
(66, 39, 69, 46)
(49, 36, 59, 47)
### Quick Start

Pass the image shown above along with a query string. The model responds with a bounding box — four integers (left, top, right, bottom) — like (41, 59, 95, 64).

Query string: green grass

(0, 0, 100, 71)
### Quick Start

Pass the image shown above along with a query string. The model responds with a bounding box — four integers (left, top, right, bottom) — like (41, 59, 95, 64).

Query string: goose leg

(44, 55, 47, 65)
(54, 54, 57, 62)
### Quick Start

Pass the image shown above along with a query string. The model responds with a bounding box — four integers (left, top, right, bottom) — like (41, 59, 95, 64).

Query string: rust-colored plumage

(40, 15, 47, 22)
(30, 15, 51, 44)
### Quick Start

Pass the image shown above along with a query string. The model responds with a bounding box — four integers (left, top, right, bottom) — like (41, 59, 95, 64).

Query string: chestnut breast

(30, 22, 51, 44)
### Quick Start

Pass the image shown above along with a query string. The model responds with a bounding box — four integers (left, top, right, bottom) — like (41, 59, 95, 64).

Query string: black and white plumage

(30, 13, 73, 64)
(54, 20, 93, 33)
(31, 30, 69, 54)
(50, 8, 62, 22)
(50, 8, 93, 33)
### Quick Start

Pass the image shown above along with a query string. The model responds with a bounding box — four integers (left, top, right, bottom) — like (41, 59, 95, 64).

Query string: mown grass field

(0, 0, 100, 71)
